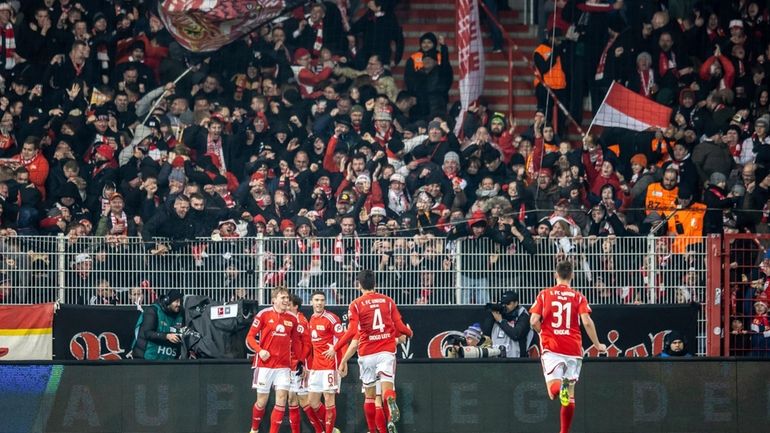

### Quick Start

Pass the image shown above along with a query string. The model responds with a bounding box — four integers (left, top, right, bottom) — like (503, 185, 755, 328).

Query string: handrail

(475, 0, 515, 118)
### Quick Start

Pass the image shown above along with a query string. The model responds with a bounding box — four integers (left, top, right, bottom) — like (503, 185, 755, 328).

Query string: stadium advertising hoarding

(52, 304, 698, 360)
(0, 360, 765, 433)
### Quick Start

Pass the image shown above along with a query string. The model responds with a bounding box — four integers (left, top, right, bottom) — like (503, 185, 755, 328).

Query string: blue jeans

(461, 275, 490, 304)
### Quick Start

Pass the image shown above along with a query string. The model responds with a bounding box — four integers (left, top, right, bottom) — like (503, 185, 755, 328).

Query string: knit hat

(709, 172, 727, 186)
(428, 120, 442, 131)
(294, 48, 310, 61)
(630, 154, 648, 167)
(280, 219, 295, 232)
(168, 169, 186, 184)
(351, 105, 365, 115)
(464, 323, 483, 341)
(756, 117, 769, 128)
(355, 173, 371, 184)
(373, 111, 392, 122)
(370, 206, 386, 217)
(389, 173, 405, 184)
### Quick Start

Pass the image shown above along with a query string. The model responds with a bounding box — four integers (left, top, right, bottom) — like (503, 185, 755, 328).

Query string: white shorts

(290, 369, 308, 395)
(252, 367, 291, 393)
(308, 369, 340, 393)
(358, 352, 396, 386)
(361, 381, 382, 394)
(540, 351, 582, 383)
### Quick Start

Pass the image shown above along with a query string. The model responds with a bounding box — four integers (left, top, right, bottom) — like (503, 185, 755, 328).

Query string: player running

(324, 270, 413, 433)
(529, 261, 607, 433)
(307, 290, 344, 433)
(287, 294, 324, 433)
(246, 286, 304, 433)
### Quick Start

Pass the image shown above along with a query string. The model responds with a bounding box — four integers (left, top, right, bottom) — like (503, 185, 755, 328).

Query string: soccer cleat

(386, 395, 400, 423)
(387, 420, 398, 433)
(249, 430, 258, 433)
(332, 429, 341, 433)
(559, 378, 570, 407)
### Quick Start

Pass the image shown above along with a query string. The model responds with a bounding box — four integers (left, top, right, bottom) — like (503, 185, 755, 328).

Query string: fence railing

(0, 234, 709, 352)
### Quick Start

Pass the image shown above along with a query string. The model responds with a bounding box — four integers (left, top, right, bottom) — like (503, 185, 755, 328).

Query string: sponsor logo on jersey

(284, 320, 293, 327)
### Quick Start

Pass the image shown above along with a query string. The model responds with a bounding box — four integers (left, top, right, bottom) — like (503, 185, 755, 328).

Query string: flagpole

(585, 81, 615, 138)
(140, 63, 197, 125)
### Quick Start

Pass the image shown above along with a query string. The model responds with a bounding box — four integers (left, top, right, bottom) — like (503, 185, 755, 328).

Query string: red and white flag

(454, 0, 486, 135)
(0, 304, 54, 360)
(593, 82, 672, 131)
(158, 0, 308, 52)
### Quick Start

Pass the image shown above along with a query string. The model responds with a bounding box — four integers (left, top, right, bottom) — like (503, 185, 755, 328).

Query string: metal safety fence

(0, 234, 709, 353)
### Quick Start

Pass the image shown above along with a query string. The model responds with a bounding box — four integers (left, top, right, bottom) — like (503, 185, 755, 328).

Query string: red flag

(593, 82, 672, 131)
(453, 0, 485, 135)
(158, 0, 309, 52)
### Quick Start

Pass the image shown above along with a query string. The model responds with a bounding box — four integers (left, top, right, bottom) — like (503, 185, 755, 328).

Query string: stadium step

(395, 0, 539, 126)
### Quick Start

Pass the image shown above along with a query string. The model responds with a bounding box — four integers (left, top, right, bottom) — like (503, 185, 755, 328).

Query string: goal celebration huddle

(245, 263, 604, 433)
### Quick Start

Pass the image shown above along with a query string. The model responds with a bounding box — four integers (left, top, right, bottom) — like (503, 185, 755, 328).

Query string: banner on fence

(0, 304, 54, 360)
(53, 305, 141, 360)
(52, 304, 698, 360)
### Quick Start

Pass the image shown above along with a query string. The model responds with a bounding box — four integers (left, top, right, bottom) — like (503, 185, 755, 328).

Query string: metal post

(454, 240, 463, 305)
(256, 233, 265, 305)
(646, 235, 656, 304)
(57, 233, 66, 303)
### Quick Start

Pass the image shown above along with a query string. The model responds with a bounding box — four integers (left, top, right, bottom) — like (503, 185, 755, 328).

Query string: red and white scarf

(311, 19, 323, 56)
(595, 33, 618, 80)
(333, 233, 361, 266)
(206, 134, 226, 171)
(109, 211, 128, 236)
(639, 69, 655, 97)
(1, 23, 15, 71)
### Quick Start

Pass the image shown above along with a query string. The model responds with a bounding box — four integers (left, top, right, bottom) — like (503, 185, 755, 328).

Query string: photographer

(445, 323, 506, 358)
(481, 290, 534, 358)
(131, 289, 184, 360)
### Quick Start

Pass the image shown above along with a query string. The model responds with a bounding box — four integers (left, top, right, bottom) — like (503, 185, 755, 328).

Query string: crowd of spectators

(0, 0, 765, 346)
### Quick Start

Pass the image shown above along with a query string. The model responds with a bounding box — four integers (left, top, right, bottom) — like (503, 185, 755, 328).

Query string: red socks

(375, 406, 388, 433)
(289, 405, 301, 433)
(560, 400, 575, 433)
(252, 404, 265, 431)
(549, 381, 561, 398)
(269, 405, 285, 433)
(315, 404, 326, 430)
(324, 405, 337, 433)
(304, 405, 324, 433)
(363, 398, 377, 433)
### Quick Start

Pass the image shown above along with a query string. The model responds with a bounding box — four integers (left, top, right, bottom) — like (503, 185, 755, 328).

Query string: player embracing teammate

(325, 269, 413, 433)
(529, 261, 607, 433)
(246, 286, 303, 433)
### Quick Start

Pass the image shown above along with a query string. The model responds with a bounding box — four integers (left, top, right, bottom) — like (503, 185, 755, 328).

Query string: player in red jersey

(529, 261, 607, 433)
(245, 286, 303, 433)
(324, 270, 413, 433)
(307, 290, 344, 433)
(287, 294, 325, 433)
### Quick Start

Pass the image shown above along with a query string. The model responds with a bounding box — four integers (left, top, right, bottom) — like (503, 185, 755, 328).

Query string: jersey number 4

(372, 307, 385, 333)
(551, 301, 572, 329)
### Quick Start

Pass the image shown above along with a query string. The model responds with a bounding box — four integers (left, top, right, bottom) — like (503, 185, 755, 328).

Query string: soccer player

(287, 294, 323, 433)
(307, 290, 344, 433)
(246, 286, 303, 433)
(325, 270, 413, 433)
(529, 261, 607, 433)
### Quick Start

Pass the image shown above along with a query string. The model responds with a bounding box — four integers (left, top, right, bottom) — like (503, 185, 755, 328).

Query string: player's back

(531, 284, 591, 358)
(350, 292, 399, 356)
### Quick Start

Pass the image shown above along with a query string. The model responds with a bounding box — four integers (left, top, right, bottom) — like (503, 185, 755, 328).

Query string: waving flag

(454, 0, 485, 135)
(593, 82, 672, 131)
(158, 0, 309, 52)
(0, 304, 54, 360)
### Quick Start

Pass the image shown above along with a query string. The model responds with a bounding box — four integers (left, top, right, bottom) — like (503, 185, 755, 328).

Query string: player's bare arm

(580, 313, 607, 353)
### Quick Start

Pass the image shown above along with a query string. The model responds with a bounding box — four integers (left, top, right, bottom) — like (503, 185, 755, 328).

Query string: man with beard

(408, 120, 459, 166)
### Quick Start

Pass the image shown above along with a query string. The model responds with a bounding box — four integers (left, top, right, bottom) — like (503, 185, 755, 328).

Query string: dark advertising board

(0, 360, 765, 433)
(53, 304, 699, 360)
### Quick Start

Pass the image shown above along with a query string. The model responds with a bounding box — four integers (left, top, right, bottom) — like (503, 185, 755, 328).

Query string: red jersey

(530, 284, 592, 358)
(334, 291, 412, 356)
(246, 307, 301, 368)
(289, 311, 311, 371)
(308, 310, 345, 370)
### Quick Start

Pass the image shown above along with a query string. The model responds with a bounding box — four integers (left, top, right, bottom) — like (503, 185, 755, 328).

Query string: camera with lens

(444, 324, 505, 359)
(485, 302, 505, 313)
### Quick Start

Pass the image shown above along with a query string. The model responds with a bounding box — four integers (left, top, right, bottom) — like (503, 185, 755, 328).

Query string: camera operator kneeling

(131, 289, 184, 360)
(446, 323, 506, 358)
(482, 290, 534, 358)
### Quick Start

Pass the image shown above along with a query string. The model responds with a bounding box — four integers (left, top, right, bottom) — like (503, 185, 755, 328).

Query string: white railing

(0, 234, 708, 353)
